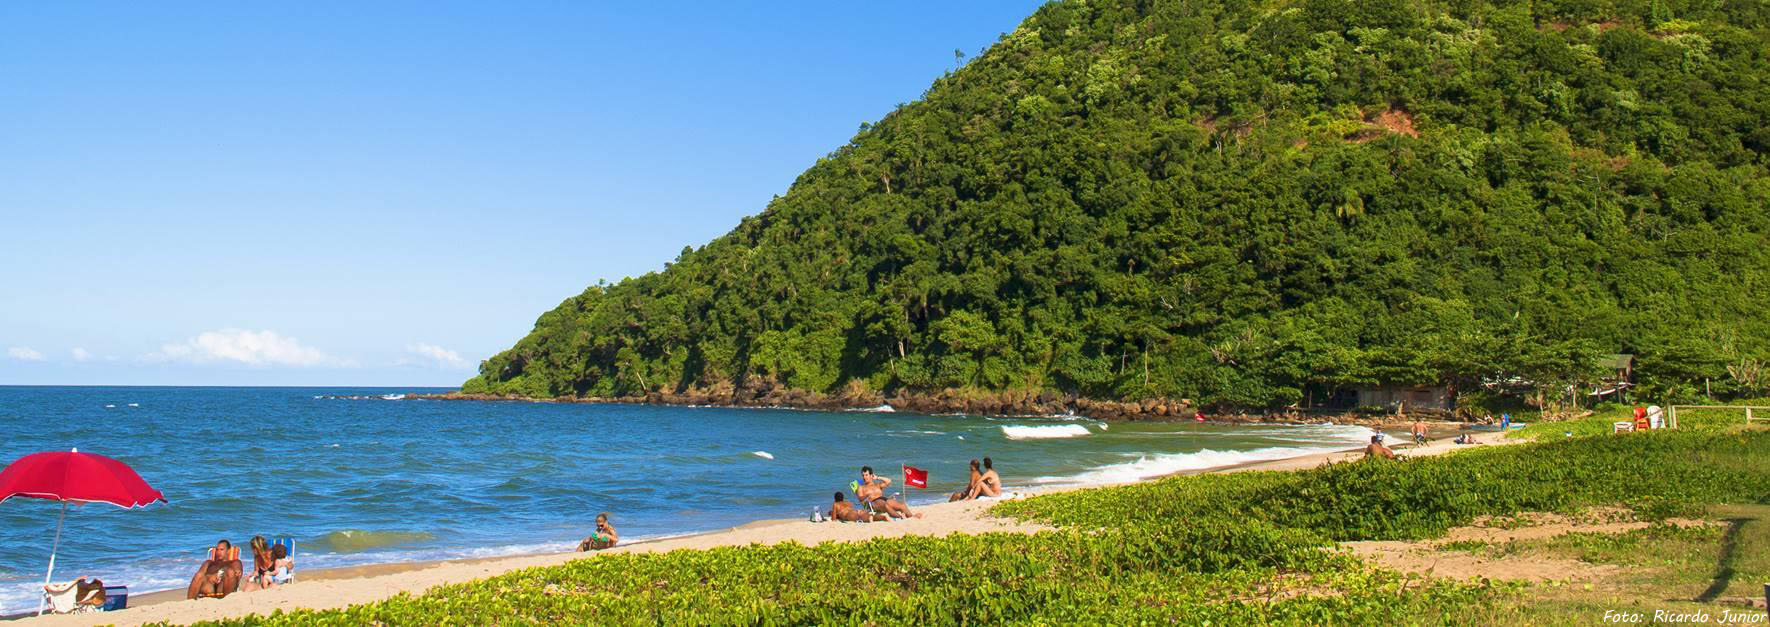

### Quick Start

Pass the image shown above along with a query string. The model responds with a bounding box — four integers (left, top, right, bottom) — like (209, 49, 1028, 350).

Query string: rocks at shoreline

(408, 385, 1435, 426)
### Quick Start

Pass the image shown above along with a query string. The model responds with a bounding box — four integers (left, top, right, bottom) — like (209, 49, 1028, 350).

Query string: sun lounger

(271, 538, 296, 583)
(42, 578, 107, 615)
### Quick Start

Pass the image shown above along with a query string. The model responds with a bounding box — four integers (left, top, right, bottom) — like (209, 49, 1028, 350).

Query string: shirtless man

(185, 539, 242, 599)
(831, 492, 888, 522)
(1410, 420, 1428, 446)
(1364, 435, 1396, 459)
(858, 466, 921, 519)
(950, 459, 983, 502)
(976, 457, 1002, 497)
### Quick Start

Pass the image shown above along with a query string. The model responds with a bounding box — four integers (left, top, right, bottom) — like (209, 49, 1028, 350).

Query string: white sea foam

(381, 394, 406, 400)
(849, 404, 895, 413)
(752, 451, 775, 460)
(1033, 426, 1376, 486)
(1001, 424, 1093, 440)
(104, 404, 115, 408)
(127, 403, 139, 407)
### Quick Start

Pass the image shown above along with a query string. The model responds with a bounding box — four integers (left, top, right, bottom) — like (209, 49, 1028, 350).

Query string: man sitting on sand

(578, 512, 619, 551)
(831, 492, 889, 522)
(1364, 435, 1396, 460)
(977, 457, 1002, 498)
(950, 459, 983, 501)
(186, 539, 242, 599)
(858, 466, 922, 519)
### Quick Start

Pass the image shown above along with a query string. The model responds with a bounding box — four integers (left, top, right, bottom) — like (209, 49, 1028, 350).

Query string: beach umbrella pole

(37, 500, 68, 616)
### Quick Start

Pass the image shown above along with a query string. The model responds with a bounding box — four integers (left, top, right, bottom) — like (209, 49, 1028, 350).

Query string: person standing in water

(578, 512, 619, 551)
(977, 457, 1002, 497)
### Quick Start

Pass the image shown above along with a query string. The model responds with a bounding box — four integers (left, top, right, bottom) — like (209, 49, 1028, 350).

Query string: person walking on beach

(1410, 420, 1428, 446)
(1364, 435, 1396, 460)
(977, 457, 1002, 497)
(577, 512, 619, 551)
(831, 492, 888, 522)
(949, 459, 983, 501)
(858, 466, 921, 518)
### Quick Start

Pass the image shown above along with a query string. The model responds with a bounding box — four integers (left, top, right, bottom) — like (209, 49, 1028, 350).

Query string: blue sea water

(0, 386, 1375, 613)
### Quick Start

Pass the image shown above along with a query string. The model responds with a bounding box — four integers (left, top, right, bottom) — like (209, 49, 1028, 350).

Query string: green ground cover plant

(186, 427, 1767, 625)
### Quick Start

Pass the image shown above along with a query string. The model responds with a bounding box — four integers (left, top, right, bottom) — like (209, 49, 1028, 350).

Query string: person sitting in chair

(245, 536, 274, 591)
(186, 539, 242, 599)
(857, 466, 921, 519)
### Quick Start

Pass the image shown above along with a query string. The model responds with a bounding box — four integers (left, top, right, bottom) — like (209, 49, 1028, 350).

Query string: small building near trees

(1356, 385, 1454, 411)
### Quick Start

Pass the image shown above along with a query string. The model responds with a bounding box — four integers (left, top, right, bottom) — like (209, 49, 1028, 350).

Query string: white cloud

(71, 347, 92, 362)
(6, 347, 45, 361)
(404, 343, 473, 369)
(154, 329, 346, 367)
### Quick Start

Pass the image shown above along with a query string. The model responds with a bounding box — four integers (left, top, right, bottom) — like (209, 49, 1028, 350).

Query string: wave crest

(1001, 424, 1092, 440)
(315, 530, 435, 553)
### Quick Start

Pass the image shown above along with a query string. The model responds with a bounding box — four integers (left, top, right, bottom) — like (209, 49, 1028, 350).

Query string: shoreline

(405, 390, 1462, 425)
(17, 424, 1510, 626)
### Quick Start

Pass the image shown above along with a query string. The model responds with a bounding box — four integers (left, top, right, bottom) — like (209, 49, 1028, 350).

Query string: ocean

(0, 386, 1375, 613)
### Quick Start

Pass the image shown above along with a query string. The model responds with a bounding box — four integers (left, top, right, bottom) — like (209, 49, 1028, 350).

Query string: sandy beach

(16, 424, 1515, 626)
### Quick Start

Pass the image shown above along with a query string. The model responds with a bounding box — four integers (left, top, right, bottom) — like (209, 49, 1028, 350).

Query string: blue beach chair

(270, 538, 297, 584)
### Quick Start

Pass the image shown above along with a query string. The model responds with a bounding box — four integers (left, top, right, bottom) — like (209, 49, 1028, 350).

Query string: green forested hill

(465, 0, 1770, 409)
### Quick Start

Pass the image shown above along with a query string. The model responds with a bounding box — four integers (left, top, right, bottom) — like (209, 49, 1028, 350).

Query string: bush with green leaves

(997, 429, 1770, 539)
(466, 0, 1770, 409)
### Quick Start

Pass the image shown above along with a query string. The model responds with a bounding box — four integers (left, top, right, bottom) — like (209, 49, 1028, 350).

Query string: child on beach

(578, 513, 619, 551)
(257, 543, 294, 588)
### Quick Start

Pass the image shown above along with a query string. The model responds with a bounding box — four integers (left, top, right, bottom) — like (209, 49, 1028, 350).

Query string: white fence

(1666, 405, 1770, 429)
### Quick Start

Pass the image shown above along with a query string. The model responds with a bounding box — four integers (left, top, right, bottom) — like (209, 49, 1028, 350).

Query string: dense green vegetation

(996, 427, 1770, 537)
(196, 423, 1767, 624)
(467, 0, 1770, 409)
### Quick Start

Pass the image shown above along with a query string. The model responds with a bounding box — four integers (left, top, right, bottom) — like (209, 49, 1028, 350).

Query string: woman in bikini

(578, 512, 619, 551)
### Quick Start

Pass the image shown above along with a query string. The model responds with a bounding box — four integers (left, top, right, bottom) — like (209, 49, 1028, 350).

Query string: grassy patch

(1438, 506, 1770, 624)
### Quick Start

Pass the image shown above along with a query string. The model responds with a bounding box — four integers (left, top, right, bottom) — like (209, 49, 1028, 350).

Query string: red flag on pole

(902, 465, 928, 489)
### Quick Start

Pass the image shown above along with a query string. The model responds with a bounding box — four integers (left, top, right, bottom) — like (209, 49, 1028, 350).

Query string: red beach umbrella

(0, 448, 166, 615)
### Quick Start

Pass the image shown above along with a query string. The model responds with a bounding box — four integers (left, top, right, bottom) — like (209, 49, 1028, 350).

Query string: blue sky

(0, 2, 1046, 386)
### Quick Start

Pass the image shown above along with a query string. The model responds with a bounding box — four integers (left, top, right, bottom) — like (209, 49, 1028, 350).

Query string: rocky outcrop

(408, 385, 1437, 425)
